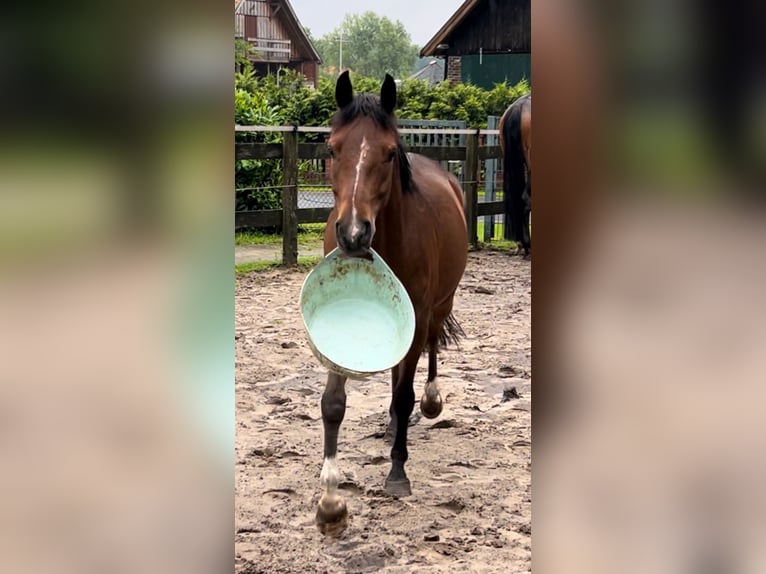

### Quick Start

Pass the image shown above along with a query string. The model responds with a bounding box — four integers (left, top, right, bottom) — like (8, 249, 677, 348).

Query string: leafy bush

(235, 86, 283, 212)
(235, 68, 530, 129)
(235, 160, 282, 212)
(234, 67, 530, 219)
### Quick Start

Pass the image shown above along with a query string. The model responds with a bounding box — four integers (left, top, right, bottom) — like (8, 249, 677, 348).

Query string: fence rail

(235, 126, 505, 265)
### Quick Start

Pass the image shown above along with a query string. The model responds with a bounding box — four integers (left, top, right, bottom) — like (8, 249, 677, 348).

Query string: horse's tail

(438, 313, 465, 349)
(502, 97, 528, 244)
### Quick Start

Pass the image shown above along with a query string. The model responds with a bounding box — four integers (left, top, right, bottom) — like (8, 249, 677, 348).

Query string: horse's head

(328, 71, 409, 257)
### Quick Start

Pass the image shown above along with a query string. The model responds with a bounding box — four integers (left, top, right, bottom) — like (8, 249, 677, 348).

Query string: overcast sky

(290, 0, 466, 47)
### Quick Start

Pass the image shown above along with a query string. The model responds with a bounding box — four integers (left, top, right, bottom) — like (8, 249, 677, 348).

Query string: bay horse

(315, 71, 468, 535)
(499, 93, 532, 257)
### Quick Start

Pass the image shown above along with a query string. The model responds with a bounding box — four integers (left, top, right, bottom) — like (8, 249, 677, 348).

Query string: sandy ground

(235, 250, 531, 573)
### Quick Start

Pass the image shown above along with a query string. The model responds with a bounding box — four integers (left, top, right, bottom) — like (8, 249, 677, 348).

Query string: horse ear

(335, 70, 353, 109)
(380, 73, 396, 114)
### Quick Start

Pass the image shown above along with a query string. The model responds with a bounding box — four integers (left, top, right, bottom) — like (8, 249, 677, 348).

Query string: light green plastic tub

(300, 247, 416, 380)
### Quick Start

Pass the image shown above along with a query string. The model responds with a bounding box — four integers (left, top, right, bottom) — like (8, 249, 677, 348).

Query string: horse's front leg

(316, 371, 348, 536)
(385, 330, 426, 497)
(384, 365, 399, 444)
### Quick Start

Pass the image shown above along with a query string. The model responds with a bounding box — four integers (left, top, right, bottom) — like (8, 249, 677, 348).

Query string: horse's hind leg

(420, 305, 458, 419)
(420, 340, 443, 419)
(316, 372, 349, 536)
(521, 176, 531, 257)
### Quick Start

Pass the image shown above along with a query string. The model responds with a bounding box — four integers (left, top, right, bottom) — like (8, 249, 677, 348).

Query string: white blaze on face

(320, 456, 340, 492)
(350, 137, 369, 236)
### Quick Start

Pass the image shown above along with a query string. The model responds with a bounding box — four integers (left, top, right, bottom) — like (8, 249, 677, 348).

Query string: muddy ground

(235, 250, 531, 573)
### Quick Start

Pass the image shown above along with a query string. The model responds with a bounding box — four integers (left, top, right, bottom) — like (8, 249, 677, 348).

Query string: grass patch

(474, 219, 530, 252)
(481, 239, 517, 252)
(235, 255, 322, 275)
(476, 220, 506, 242)
(235, 220, 526, 256)
(235, 260, 279, 273)
(297, 223, 326, 240)
(235, 223, 326, 247)
(234, 231, 279, 246)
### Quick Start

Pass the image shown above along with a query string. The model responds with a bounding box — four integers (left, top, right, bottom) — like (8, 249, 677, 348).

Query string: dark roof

(420, 0, 530, 57)
(279, 0, 322, 63)
(420, 0, 482, 57)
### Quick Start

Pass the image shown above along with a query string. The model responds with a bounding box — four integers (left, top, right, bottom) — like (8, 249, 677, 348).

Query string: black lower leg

(420, 340, 443, 419)
(321, 372, 347, 458)
(386, 331, 423, 496)
(427, 341, 437, 382)
(522, 185, 531, 254)
(388, 381, 415, 485)
(388, 365, 399, 419)
(385, 365, 399, 441)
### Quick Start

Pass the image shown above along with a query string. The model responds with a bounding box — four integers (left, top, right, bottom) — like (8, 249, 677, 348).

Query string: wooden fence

(235, 125, 505, 265)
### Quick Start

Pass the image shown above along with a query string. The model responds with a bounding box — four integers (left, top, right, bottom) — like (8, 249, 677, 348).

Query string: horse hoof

(384, 478, 412, 498)
(316, 493, 349, 537)
(420, 392, 443, 419)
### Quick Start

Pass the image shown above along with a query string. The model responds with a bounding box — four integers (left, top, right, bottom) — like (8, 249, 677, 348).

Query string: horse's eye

(327, 146, 335, 159)
(386, 149, 396, 163)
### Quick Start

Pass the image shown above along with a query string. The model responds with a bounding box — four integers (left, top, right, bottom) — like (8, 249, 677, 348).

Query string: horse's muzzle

(336, 219, 373, 256)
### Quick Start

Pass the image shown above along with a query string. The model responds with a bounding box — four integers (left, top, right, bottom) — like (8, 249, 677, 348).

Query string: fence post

(282, 127, 299, 266)
(464, 130, 479, 248)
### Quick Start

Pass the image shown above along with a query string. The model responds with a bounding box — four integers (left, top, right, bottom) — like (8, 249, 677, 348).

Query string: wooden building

(420, 0, 530, 89)
(235, 0, 322, 87)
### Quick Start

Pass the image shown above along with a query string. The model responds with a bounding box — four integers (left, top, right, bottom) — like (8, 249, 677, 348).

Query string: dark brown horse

(499, 93, 532, 257)
(315, 71, 468, 535)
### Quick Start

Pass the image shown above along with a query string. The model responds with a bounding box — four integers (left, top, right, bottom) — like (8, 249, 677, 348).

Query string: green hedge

(235, 68, 529, 214)
(235, 68, 529, 129)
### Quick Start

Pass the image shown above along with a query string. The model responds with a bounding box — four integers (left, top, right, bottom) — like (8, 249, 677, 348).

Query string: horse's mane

(331, 94, 415, 194)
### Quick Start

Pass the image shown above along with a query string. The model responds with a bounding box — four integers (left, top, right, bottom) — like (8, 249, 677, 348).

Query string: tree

(316, 12, 419, 79)
(304, 27, 317, 47)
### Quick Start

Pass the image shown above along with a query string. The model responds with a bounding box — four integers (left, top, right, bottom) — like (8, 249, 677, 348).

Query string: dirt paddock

(235, 250, 531, 573)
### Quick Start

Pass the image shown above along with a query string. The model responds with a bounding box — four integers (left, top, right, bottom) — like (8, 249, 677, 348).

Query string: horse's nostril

(351, 220, 372, 247)
(357, 220, 371, 241)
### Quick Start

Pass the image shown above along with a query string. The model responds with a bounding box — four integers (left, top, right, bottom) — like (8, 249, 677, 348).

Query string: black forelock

(331, 93, 395, 131)
(330, 93, 415, 193)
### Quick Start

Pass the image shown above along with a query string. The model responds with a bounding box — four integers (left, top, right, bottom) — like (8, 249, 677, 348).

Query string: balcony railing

(235, 15, 292, 63)
(243, 38, 291, 63)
